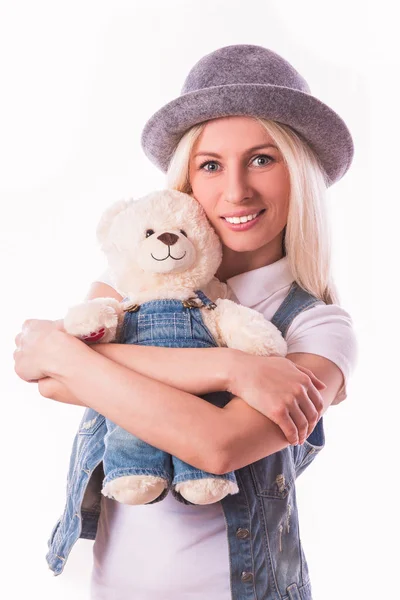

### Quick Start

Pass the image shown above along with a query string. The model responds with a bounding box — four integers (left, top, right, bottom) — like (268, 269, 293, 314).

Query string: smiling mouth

(151, 250, 187, 261)
(221, 209, 266, 224)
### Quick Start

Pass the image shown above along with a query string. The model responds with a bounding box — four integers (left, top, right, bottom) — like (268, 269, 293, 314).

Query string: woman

(14, 45, 357, 599)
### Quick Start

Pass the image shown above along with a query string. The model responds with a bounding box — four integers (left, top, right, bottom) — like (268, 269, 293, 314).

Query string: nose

(223, 165, 253, 204)
(157, 232, 179, 246)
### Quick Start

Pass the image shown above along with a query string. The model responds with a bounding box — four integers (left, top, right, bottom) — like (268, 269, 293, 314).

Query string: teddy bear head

(96, 189, 223, 302)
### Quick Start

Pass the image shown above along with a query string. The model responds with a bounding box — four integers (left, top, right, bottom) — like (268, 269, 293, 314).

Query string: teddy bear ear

(96, 199, 129, 248)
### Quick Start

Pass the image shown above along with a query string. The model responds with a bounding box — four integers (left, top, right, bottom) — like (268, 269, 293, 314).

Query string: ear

(96, 199, 129, 249)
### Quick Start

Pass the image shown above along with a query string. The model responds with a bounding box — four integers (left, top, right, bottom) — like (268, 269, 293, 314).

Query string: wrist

(43, 331, 88, 379)
(225, 348, 244, 394)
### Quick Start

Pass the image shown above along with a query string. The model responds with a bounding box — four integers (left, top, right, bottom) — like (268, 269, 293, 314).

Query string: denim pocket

(251, 448, 295, 499)
(137, 313, 191, 343)
(78, 408, 106, 436)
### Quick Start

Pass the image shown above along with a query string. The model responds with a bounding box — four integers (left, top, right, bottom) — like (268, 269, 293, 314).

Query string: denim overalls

(103, 289, 238, 503)
(46, 281, 326, 600)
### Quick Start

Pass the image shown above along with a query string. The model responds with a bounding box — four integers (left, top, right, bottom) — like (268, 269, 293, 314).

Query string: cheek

(268, 199, 289, 226)
(279, 169, 291, 206)
(189, 182, 218, 221)
(277, 192, 290, 216)
(267, 175, 290, 219)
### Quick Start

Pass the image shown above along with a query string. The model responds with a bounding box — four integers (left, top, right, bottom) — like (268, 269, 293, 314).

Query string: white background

(2, 1, 398, 598)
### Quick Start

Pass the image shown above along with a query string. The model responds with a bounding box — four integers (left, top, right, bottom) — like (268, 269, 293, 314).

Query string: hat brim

(141, 84, 354, 186)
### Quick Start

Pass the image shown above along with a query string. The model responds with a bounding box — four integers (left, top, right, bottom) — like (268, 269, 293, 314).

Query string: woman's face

(188, 116, 290, 279)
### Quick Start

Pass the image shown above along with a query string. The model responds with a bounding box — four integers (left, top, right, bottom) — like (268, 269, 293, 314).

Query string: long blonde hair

(166, 117, 340, 305)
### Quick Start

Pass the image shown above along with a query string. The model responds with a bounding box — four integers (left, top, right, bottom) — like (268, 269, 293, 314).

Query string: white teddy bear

(64, 189, 287, 506)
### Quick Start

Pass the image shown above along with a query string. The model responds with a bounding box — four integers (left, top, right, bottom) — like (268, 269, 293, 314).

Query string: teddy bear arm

(64, 297, 124, 344)
(214, 298, 287, 357)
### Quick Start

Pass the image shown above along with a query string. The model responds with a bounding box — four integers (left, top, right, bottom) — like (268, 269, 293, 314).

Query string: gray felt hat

(141, 44, 354, 186)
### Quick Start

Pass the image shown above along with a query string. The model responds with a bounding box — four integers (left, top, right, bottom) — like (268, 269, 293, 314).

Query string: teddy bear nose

(157, 232, 179, 246)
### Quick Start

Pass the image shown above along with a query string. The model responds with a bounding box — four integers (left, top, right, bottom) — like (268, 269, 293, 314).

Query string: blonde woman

(14, 45, 357, 600)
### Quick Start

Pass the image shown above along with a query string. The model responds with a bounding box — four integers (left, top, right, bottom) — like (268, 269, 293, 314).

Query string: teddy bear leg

(102, 474, 169, 505)
(175, 478, 239, 505)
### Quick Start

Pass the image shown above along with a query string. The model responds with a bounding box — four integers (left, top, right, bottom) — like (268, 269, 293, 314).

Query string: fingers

(306, 382, 324, 415)
(288, 401, 310, 444)
(278, 400, 318, 446)
(283, 370, 324, 444)
(293, 367, 325, 414)
(273, 411, 299, 445)
(295, 396, 320, 440)
(22, 318, 35, 332)
(294, 375, 324, 441)
(295, 364, 326, 390)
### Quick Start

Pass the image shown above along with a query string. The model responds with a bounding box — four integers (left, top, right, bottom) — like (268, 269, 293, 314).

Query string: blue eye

(252, 154, 274, 166)
(199, 154, 274, 172)
(199, 160, 219, 172)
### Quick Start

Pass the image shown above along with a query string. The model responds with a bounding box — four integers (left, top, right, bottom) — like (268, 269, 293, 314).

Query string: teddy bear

(63, 189, 287, 507)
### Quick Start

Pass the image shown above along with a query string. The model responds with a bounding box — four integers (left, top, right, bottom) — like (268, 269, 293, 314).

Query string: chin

(222, 237, 268, 254)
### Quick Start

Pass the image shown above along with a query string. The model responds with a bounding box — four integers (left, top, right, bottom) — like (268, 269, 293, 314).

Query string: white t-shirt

(90, 256, 358, 600)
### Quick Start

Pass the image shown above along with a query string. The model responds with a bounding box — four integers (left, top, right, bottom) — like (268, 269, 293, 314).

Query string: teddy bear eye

(145, 229, 155, 238)
(180, 229, 188, 237)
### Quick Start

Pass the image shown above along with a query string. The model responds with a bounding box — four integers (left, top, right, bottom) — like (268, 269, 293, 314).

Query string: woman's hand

(227, 352, 326, 446)
(13, 318, 67, 382)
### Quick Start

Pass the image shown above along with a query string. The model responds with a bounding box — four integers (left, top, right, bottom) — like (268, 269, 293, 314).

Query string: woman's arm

(78, 282, 327, 440)
(43, 333, 232, 474)
(38, 330, 337, 475)
(37, 342, 233, 406)
(38, 344, 232, 400)
(222, 352, 343, 472)
(38, 377, 86, 406)
(85, 281, 123, 302)
(15, 279, 327, 471)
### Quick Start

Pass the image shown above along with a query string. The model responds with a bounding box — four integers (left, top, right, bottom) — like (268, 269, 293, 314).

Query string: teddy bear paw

(64, 299, 121, 342)
(175, 478, 239, 505)
(102, 474, 169, 505)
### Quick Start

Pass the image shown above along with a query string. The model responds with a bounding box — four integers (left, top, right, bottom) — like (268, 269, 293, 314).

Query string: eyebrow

(193, 144, 279, 158)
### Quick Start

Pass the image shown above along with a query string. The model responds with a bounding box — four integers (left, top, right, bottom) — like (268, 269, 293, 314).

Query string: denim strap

(195, 289, 217, 309)
(270, 281, 323, 338)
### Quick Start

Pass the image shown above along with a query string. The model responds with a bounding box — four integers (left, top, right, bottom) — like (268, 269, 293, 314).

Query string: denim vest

(46, 282, 326, 600)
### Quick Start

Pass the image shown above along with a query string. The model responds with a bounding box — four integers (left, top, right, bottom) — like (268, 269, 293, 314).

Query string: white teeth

(225, 212, 260, 224)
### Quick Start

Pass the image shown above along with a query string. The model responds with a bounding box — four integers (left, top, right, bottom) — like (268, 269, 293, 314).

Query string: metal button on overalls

(236, 527, 250, 539)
